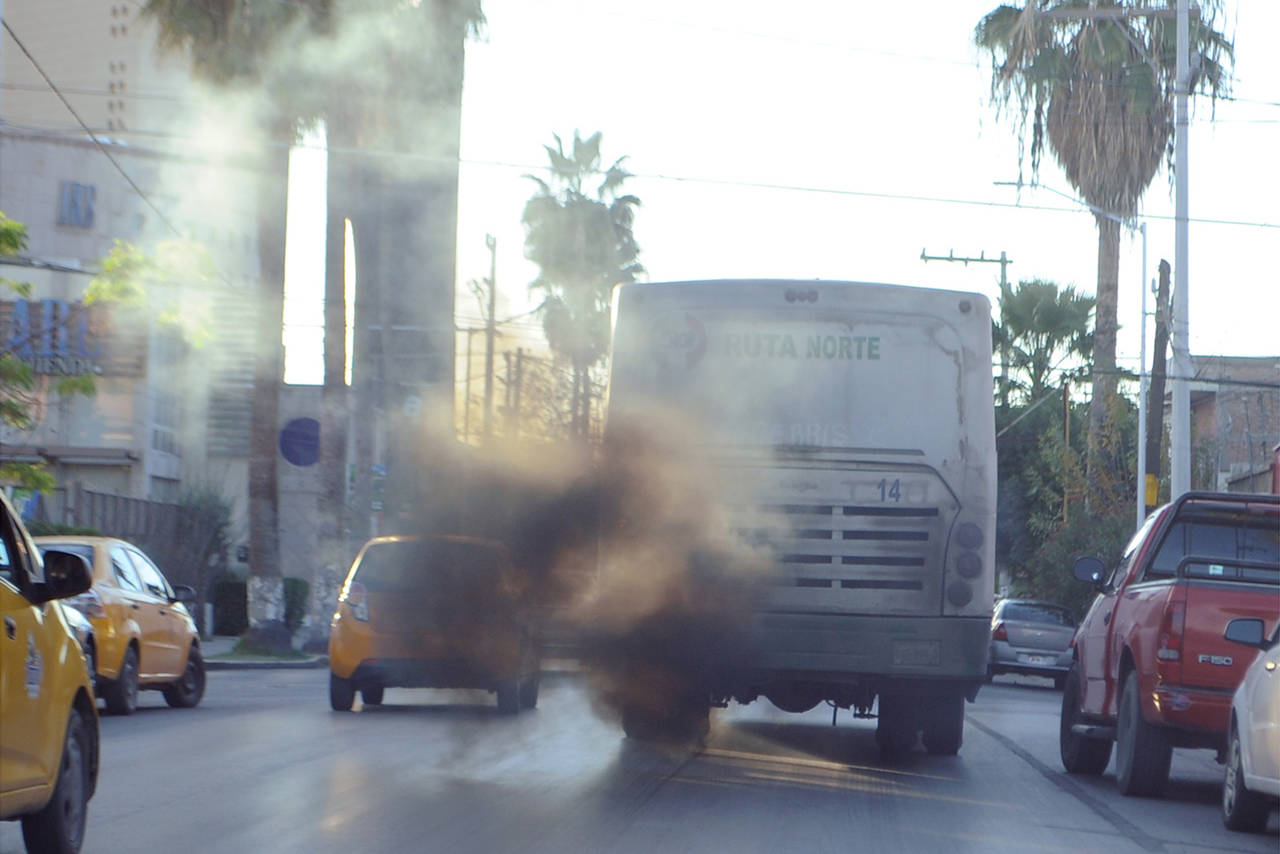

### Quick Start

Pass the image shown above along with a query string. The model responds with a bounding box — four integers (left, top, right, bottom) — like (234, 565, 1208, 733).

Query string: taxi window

(127, 547, 172, 599)
(0, 504, 29, 588)
(355, 540, 507, 594)
(36, 542, 96, 584)
(111, 547, 143, 592)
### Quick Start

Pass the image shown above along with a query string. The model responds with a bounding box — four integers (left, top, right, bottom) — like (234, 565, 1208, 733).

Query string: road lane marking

(966, 717, 1166, 853)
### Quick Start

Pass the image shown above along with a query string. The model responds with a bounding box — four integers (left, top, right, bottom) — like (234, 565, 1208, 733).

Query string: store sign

(8, 299, 102, 375)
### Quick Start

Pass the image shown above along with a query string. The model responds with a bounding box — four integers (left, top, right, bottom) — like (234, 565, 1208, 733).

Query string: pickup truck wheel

(1115, 670, 1172, 797)
(921, 694, 964, 756)
(1059, 665, 1111, 775)
(21, 707, 91, 854)
(1222, 722, 1270, 833)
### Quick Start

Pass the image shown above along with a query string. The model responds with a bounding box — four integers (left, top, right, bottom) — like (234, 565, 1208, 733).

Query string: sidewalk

(201, 635, 328, 671)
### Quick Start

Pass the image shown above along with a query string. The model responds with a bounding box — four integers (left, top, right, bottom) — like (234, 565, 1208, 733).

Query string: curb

(205, 655, 329, 671)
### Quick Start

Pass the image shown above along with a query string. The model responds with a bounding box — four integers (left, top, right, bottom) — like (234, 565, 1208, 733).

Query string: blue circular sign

(279, 417, 320, 467)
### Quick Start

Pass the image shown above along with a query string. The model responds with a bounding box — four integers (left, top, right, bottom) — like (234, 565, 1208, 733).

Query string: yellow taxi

(329, 535, 540, 713)
(0, 493, 99, 854)
(33, 536, 204, 716)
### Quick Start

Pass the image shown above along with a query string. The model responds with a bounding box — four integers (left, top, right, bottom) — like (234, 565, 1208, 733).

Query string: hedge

(284, 577, 310, 633)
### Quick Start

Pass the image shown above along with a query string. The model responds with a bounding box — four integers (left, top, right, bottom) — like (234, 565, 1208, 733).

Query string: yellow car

(1, 494, 99, 854)
(33, 536, 204, 716)
(329, 535, 540, 713)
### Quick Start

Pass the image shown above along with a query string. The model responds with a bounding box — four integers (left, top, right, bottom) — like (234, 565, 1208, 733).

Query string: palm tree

(994, 278, 1094, 405)
(975, 1, 1233, 506)
(144, 0, 324, 645)
(523, 131, 643, 441)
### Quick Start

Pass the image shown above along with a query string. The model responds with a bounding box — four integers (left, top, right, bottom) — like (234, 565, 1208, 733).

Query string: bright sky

(285, 0, 1280, 385)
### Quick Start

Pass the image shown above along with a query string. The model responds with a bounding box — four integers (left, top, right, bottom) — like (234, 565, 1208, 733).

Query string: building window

(56, 182, 96, 228)
(149, 477, 180, 503)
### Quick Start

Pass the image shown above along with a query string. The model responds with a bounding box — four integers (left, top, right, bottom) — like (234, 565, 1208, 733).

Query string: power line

(7, 118, 1275, 231)
(1, 19, 183, 240)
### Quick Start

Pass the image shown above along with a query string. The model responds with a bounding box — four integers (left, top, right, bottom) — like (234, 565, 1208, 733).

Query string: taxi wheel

(519, 674, 539, 710)
(361, 684, 384, 706)
(21, 707, 91, 854)
(496, 678, 520, 715)
(163, 645, 206, 709)
(329, 673, 355, 712)
(102, 646, 139, 716)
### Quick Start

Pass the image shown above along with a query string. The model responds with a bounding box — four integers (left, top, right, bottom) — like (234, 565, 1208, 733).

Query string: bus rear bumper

(742, 611, 991, 684)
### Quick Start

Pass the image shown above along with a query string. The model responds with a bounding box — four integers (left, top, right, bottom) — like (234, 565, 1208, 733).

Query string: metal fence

(29, 483, 229, 632)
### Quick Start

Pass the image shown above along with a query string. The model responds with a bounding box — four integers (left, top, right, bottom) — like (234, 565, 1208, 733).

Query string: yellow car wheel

(330, 673, 355, 712)
(101, 646, 139, 716)
(21, 707, 91, 854)
(163, 646, 206, 709)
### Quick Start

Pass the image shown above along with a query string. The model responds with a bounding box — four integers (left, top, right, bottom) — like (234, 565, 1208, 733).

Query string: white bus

(604, 279, 996, 753)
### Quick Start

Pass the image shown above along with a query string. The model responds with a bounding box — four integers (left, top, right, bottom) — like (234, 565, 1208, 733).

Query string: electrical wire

(2, 19, 184, 240)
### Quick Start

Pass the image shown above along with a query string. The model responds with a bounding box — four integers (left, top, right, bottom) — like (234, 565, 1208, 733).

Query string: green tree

(994, 278, 1093, 404)
(993, 279, 1093, 585)
(1010, 393, 1140, 617)
(1, 214, 213, 490)
(975, 2, 1233, 506)
(523, 131, 643, 441)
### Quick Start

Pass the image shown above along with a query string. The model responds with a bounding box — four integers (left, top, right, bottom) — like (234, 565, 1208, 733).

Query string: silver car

(987, 599, 1076, 689)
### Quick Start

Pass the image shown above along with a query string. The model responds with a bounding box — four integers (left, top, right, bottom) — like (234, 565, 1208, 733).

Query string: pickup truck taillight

(1156, 600, 1186, 662)
(991, 621, 1008, 642)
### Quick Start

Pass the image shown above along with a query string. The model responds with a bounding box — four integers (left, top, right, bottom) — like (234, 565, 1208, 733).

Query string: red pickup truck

(1058, 492, 1280, 797)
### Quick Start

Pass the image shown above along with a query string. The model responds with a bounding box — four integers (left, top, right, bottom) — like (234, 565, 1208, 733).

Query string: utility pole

(921, 249, 1012, 405)
(1145, 261, 1172, 516)
(463, 328, 475, 442)
(503, 350, 513, 437)
(1170, 0, 1193, 497)
(1063, 382, 1071, 524)
(1135, 223, 1148, 530)
(482, 234, 497, 443)
(513, 348, 525, 441)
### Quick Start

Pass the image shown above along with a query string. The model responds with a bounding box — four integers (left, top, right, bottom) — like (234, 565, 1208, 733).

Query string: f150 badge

(1198, 654, 1233, 666)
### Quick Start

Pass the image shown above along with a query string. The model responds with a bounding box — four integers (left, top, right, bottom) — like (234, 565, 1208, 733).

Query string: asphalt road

(3, 671, 1275, 854)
